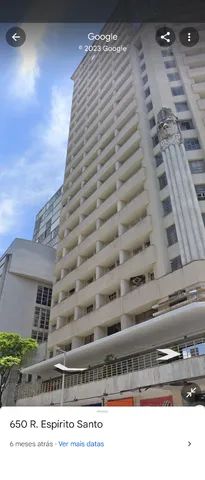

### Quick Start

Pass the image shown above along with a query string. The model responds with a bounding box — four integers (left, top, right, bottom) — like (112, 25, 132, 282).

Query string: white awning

(21, 301, 205, 376)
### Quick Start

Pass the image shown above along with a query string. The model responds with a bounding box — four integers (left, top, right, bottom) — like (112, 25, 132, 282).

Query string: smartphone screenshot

(0, 1, 205, 478)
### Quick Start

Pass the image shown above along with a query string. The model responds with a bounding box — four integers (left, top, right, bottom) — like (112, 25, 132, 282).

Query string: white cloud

(0, 197, 17, 235)
(0, 79, 72, 251)
(9, 24, 46, 100)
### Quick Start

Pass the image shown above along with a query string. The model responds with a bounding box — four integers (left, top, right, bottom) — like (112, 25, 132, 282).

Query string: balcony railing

(17, 335, 205, 400)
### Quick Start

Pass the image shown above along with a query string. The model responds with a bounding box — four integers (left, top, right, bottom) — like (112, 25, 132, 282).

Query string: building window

(152, 134, 159, 147)
(184, 138, 201, 151)
(51, 226, 59, 239)
(195, 184, 205, 200)
(142, 74, 148, 85)
(144, 86, 151, 98)
(31, 330, 47, 343)
(84, 334, 94, 345)
(147, 101, 153, 113)
(170, 255, 182, 271)
(158, 172, 167, 190)
(162, 197, 172, 216)
(167, 72, 180, 81)
(202, 213, 205, 225)
(179, 120, 194, 130)
(86, 304, 94, 313)
(161, 48, 173, 57)
(171, 86, 184, 96)
(175, 102, 188, 112)
(149, 117, 156, 129)
(33, 306, 50, 329)
(61, 343, 72, 352)
(189, 160, 205, 173)
(155, 152, 163, 167)
(108, 292, 117, 302)
(107, 322, 121, 336)
(164, 60, 176, 69)
(166, 224, 178, 246)
(36, 285, 52, 306)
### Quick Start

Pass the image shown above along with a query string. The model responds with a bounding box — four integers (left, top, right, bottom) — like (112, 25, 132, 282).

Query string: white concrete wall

(0, 239, 55, 336)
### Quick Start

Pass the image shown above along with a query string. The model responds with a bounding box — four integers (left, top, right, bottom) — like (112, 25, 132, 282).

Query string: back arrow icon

(12, 33, 21, 42)
(188, 441, 191, 447)
(157, 348, 180, 361)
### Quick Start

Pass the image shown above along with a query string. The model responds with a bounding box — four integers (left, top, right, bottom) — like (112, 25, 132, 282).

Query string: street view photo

(1, 21, 205, 407)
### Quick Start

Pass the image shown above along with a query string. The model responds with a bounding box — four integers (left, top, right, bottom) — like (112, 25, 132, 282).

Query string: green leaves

(0, 332, 38, 404)
(0, 332, 37, 360)
(0, 356, 21, 368)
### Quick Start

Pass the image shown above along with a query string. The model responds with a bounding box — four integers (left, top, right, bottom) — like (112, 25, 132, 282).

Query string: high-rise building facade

(33, 186, 63, 248)
(18, 23, 205, 406)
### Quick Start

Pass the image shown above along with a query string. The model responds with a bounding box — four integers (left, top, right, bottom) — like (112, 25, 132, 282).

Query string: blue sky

(0, 23, 102, 255)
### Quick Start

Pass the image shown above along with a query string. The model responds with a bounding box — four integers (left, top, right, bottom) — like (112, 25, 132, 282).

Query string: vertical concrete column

(56, 316, 64, 329)
(97, 198, 103, 208)
(77, 255, 84, 267)
(157, 107, 205, 263)
(115, 160, 121, 171)
(72, 337, 84, 349)
(94, 326, 106, 341)
(119, 250, 130, 265)
(116, 179, 123, 190)
(120, 279, 130, 296)
(96, 265, 104, 279)
(120, 314, 135, 330)
(76, 279, 83, 292)
(60, 269, 65, 280)
(96, 293, 105, 309)
(115, 144, 119, 153)
(74, 306, 83, 321)
(78, 234, 84, 245)
(117, 200, 125, 212)
(118, 224, 127, 236)
(96, 240, 104, 253)
(96, 218, 103, 230)
(79, 214, 85, 223)
(64, 228, 70, 238)
(58, 292, 64, 303)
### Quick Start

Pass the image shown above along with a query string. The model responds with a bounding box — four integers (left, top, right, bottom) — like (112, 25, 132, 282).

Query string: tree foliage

(0, 332, 37, 406)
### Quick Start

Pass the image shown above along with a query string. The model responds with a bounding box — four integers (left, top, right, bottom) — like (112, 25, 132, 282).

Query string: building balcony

(54, 215, 152, 296)
(58, 188, 148, 257)
(51, 244, 155, 322)
(59, 142, 143, 233)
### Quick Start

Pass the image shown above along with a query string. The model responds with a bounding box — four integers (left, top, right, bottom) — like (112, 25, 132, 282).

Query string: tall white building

(18, 23, 205, 406)
(33, 186, 63, 248)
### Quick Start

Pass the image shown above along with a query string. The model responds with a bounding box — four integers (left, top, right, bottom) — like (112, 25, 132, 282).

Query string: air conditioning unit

(130, 275, 146, 286)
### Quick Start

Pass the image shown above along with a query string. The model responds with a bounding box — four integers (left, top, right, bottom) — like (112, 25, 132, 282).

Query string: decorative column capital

(157, 107, 182, 151)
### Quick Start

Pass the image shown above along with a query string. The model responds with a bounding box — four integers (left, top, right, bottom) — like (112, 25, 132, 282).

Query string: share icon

(156, 27, 176, 47)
